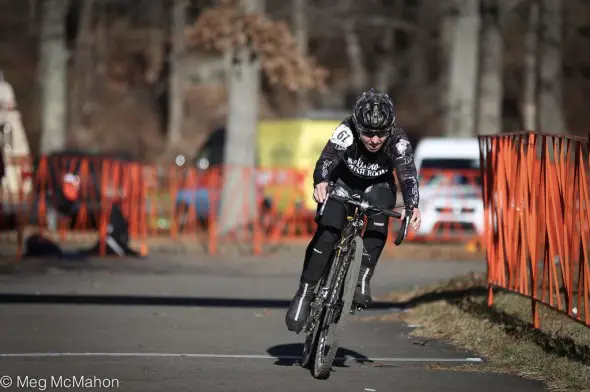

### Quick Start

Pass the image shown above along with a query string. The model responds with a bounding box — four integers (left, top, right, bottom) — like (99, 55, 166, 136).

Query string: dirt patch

(386, 274, 590, 392)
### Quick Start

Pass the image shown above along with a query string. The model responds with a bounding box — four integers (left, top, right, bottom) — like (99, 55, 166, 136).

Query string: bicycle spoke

(312, 236, 363, 379)
(299, 183, 409, 379)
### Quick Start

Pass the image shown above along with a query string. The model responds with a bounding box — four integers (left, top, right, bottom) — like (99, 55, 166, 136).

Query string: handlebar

(324, 182, 413, 246)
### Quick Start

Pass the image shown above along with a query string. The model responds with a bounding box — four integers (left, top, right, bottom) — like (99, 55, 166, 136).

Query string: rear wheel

(311, 236, 363, 379)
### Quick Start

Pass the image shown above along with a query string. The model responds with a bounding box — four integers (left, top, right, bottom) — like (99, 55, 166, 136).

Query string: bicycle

(299, 181, 412, 379)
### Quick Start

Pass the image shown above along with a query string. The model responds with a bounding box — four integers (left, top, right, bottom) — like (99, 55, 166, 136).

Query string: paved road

(0, 253, 546, 391)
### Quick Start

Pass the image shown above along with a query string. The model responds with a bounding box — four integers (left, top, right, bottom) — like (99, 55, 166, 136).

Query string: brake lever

(394, 205, 415, 246)
(318, 181, 336, 216)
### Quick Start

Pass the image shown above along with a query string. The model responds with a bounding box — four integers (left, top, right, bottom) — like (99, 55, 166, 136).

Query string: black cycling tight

(299, 183, 395, 285)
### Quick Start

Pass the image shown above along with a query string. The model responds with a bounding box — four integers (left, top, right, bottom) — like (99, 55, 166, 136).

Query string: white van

(411, 137, 484, 237)
(414, 137, 480, 173)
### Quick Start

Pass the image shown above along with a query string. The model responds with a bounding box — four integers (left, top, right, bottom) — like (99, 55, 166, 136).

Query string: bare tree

(167, 0, 188, 151)
(186, 0, 327, 235)
(217, 0, 264, 236)
(292, 0, 307, 56)
(444, 0, 481, 137)
(274, 0, 422, 106)
(523, 0, 539, 131)
(146, 0, 165, 85)
(408, 1, 434, 89)
(293, 0, 308, 113)
(537, 0, 565, 134)
(374, 25, 395, 92)
(70, 0, 96, 144)
(39, 0, 69, 154)
(342, 0, 368, 96)
(477, 0, 503, 135)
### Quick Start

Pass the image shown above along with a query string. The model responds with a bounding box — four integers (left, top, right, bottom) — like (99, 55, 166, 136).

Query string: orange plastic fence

(140, 164, 309, 254)
(479, 131, 590, 328)
(254, 167, 484, 245)
(0, 154, 148, 258)
(141, 164, 482, 248)
(2, 153, 486, 258)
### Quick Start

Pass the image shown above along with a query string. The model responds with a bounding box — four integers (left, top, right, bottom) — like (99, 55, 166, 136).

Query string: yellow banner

(257, 119, 339, 211)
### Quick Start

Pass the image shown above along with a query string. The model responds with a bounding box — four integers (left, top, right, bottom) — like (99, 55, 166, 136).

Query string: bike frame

(300, 182, 412, 378)
(308, 184, 409, 325)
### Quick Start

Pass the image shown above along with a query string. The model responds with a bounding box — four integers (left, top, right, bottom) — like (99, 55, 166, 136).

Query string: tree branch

(185, 0, 328, 91)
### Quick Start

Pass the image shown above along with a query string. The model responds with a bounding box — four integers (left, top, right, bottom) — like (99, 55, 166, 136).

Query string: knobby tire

(311, 235, 363, 379)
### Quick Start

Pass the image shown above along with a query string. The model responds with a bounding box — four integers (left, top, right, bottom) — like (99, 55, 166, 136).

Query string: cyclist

(286, 88, 422, 333)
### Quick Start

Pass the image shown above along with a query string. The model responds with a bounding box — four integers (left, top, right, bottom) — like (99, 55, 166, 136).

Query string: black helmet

(352, 88, 396, 136)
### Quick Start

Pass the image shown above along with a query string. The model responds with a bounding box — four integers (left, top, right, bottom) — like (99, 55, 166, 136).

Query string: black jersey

(312, 116, 419, 207)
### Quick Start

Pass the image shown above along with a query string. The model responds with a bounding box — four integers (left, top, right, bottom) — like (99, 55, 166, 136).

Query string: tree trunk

(523, 0, 539, 131)
(95, 0, 108, 86)
(537, 0, 565, 134)
(344, 25, 368, 95)
(28, 0, 37, 35)
(146, 0, 165, 85)
(439, 1, 454, 115)
(343, 0, 367, 96)
(375, 26, 395, 92)
(374, 0, 404, 93)
(477, 0, 503, 135)
(69, 0, 95, 144)
(216, 0, 264, 237)
(167, 0, 188, 150)
(39, 0, 69, 154)
(409, 35, 428, 88)
(445, 0, 481, 137)
(409, 0, 430, 89)
(293, 0, 308, 113)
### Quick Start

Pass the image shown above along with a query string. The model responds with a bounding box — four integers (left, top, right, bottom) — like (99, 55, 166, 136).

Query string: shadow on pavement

(0, 287, 487, 309)
(266, 343, 372, 367)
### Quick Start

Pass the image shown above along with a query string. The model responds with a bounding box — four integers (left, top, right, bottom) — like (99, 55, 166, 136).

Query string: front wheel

(312, 236, 364, 379)
(300, 318, 319, 369)
(300, 284, 324, 369)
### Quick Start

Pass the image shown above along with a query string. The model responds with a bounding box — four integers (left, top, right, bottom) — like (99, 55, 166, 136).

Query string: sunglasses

(359, 129, 389, 138)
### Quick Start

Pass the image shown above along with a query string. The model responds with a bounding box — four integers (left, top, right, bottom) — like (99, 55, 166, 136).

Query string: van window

(420, 158, 479, 169)
(421, 173, 482, 187)
(418, 158, 481, 187)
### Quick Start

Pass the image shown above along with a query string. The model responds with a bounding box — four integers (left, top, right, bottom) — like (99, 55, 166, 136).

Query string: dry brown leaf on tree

(184, 0, 329, 92)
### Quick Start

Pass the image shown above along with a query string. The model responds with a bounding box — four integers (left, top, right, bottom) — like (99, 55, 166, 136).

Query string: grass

(383, 273, 590, 392)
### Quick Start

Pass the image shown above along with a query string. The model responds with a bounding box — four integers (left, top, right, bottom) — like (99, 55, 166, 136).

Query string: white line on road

(0, 352, 483, 363)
